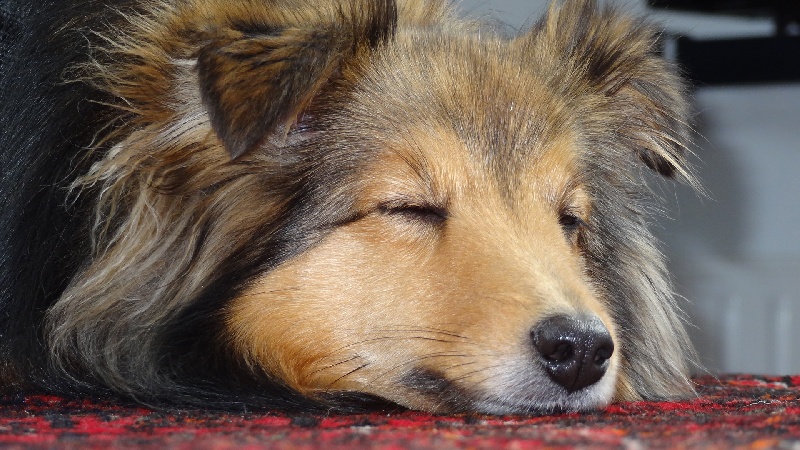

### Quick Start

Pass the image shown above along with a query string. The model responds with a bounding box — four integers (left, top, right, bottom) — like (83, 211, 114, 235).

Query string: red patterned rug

(1, 375, 799, 449)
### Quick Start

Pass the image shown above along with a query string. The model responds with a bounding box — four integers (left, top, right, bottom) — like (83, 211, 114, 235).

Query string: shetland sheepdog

(0, 0, 697, 413)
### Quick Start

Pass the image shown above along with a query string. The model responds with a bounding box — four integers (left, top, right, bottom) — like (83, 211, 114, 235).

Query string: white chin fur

(471, 358, 619, 414)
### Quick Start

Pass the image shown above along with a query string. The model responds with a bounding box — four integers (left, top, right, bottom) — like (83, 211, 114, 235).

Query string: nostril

(535, 331, 576, 363)
(546, 342, 574, 363)
(594, 341, 613, 365)
(531, 315, 614, 392)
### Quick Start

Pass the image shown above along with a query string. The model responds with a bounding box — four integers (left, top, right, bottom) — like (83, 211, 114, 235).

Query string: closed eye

(378, 201, 448, 226)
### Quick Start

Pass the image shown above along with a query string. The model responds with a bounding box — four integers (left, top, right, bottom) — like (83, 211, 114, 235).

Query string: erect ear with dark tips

(531, 0, 692, 181)
(197, 29, 347, 159)
(197, 1, 397, 159)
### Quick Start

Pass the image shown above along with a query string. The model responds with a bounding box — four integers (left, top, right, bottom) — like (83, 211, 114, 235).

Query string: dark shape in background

(650, 0, 800, 85)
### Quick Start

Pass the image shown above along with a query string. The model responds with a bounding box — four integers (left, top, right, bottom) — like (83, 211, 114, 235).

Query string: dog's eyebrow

(397, 149, 434, 186)
(379, 142, 440, 193)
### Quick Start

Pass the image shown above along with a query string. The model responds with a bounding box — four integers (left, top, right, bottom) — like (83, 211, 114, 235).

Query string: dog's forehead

(344, 32, 582, 199)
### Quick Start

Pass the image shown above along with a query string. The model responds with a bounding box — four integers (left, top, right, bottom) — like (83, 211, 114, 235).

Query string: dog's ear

(528, 0, 691, 180)
(197, 1, 397, 159)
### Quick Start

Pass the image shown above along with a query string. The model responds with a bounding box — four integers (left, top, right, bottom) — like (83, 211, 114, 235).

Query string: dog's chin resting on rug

(0, 0, 698, 414)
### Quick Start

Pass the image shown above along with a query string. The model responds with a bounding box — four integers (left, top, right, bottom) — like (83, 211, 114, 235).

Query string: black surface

(676, 36, 800, 85)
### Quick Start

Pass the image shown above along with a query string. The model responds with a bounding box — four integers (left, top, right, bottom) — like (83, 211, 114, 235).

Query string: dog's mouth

(314, 364, 617, 415)
(375, 316, 620, 414)
(317, 343, 618, 415)
(388, 361, 618, 415)
(312, 367, 618, 415)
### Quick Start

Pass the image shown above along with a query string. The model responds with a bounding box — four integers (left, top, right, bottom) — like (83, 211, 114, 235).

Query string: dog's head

(208, 0, 695, 413)
(51, 0, 696, 413)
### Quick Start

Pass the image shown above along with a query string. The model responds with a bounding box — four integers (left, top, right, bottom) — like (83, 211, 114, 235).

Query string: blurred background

(460, 0, 800, 375)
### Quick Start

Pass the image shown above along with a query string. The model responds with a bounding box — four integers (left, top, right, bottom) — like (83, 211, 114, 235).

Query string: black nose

(531, 315, 614, 392)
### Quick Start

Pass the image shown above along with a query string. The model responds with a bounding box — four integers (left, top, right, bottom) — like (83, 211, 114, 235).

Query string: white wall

(661, 85, 800, 374)
(456, 0, 549, 27)
(459, 0, 800, 375)
(456, 0, 774, 38)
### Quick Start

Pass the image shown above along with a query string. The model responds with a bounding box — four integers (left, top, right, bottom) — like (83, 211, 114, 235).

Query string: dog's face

(225, 27, 630, 413)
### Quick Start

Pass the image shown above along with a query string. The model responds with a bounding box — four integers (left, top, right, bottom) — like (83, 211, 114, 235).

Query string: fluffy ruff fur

(0, 0, 697, 414)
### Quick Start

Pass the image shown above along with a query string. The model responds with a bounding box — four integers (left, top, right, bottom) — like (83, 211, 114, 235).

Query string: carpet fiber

(2, 375, 799, 448)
